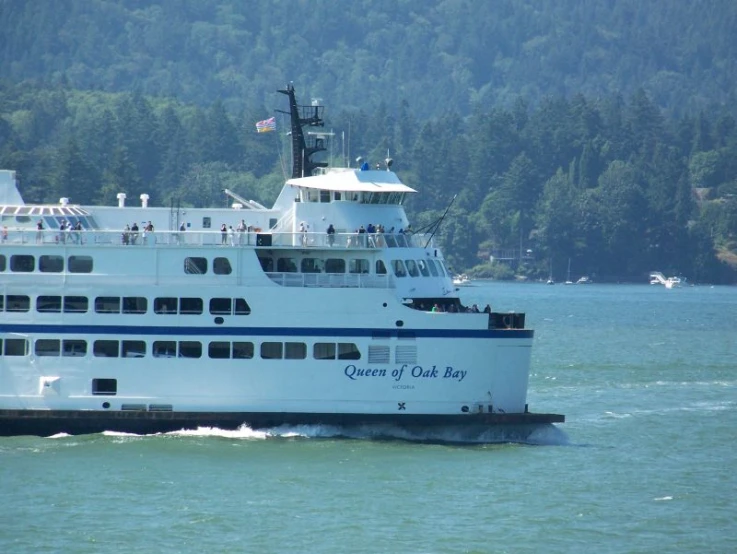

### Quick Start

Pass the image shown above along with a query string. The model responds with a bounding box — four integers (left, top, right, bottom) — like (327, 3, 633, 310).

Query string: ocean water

(1, 282, 736, 553)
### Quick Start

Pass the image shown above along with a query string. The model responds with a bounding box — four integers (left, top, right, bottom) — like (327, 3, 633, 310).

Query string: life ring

(502, 314, 514, 329)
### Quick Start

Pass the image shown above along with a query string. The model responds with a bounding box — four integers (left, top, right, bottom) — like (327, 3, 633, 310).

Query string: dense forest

(0, 0, 736, 282)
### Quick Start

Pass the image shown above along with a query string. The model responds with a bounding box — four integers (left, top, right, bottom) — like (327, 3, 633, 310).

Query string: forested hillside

(0, 0, 736, 282)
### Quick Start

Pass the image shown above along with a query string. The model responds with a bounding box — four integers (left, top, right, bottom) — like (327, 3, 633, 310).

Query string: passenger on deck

(36, 220, 44, 243)
(221, 223, 227, 244)
(131, 222, 139, 244)
(327, 224, 335, 247)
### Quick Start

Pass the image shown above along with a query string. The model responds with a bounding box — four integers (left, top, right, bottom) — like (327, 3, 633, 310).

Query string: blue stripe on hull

(0, 324, 533, 339)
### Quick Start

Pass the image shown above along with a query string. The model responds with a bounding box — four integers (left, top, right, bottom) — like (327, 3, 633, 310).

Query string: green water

(2, 283, 736, 553)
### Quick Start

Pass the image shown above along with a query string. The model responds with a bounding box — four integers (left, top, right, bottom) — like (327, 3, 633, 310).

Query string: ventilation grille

(395, 345, 417, 364)
(368, 345, 390, 364)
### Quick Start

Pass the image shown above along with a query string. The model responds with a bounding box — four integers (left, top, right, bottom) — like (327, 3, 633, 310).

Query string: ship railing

(265, 271, 394, 289)
(0, 229, 435, 250)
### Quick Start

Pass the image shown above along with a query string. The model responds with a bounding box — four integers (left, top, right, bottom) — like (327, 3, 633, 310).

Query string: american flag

(255, 116, 276, 133)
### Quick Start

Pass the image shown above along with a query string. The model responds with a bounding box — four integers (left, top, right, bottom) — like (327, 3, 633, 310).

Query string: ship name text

(343, 364, 467, 383)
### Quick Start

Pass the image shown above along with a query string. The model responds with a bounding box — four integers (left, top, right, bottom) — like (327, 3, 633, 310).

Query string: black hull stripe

(0, 409, 563, 437)
(0, 324, 533, 339)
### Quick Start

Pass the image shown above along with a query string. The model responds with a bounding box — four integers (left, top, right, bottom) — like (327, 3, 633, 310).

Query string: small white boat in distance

(649, 272, 682, 288)
(576, 276, 591, 284)
(452, 273, 474, 286)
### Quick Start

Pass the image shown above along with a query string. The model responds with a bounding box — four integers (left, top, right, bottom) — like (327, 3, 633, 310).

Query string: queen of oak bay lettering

(343, 364, 467, 382)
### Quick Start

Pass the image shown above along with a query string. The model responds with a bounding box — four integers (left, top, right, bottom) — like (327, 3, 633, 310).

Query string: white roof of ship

(286, 168, 416, 193)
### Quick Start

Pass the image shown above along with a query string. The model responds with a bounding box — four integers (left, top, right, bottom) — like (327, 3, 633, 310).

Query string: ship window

(416, 260, 430, 277)
(313, 343, 336, 360)
(301, 258, 322, 273)
(202, 217, 211, 229)
(405, 260, 419, 277)
(209, 297, 231, 315)
(338, 343, 361, 360)
(178, 341, 202, 358)
(0, 255, 5, 271)
(37, 295, 62, 313)
(325, 258, 345, 273)
(154, 297, 178, 314)
(277, 258, 297, 272)
(6, 295, 30, 312)
(180, 297, 203, 315)
(121, 341, 145, 358)
(391, 260, 407, 277)
(4, 338, 28, 356)
(95, 296, 121, 313)
(233, 341, 254, 359)
(39, 255, 64, 273)
(258, 256, 273, 272)
(441, 262, 451, 277)
(307, 189, 319, 202)
(260, 342, 283, 359)
(36, 339, 60, 357)
(334, 192, 341, 201)
(213, 257, 232, 275)
(208, 341, 230, 359)
(94, 340, 119, 358)
(0, 296, 3, 311)
(185, 257, 208, 274)
(92, 378, 117, 396)
(234, 298, 251, 315)
(427, 260, 439, 276)
(68, 255, 93, 273)
(320, 190, 331, 203)
(153, 341, 176, 358)
(64, 296, 88, 313)
(122, 296, 147, 314)
(349, 259, 369, 274)
(285, 342, 306, 360)
(63, 339, 87, 357)
(10, 254, 34, 272)
(376, 260, 387, 275)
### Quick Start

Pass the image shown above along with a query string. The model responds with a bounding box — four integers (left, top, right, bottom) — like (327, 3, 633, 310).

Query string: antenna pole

(424, 194, 457, 248)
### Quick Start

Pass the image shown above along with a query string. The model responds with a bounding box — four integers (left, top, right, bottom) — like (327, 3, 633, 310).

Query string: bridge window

(416, 260, 430, 277)
(426, 260, 439, 276)
(405, 260, 419, 277)
(376, 260, 387, 275)
(39, 255, 64, 273)
(391, 260, 407, 277)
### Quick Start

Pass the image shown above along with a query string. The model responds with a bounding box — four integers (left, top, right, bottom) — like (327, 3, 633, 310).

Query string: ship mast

(277, 83, 327, 178)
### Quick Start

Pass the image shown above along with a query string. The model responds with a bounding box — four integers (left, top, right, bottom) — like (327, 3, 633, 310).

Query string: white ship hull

(0, 85, 563, 437)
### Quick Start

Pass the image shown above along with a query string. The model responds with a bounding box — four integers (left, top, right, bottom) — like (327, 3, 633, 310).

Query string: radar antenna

(277, 83, 327, 178)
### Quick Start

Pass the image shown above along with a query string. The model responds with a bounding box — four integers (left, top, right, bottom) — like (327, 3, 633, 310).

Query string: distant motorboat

(576, 276, 591, 285)
(453, 273, 474, 286)
(649, 272, 683, 289)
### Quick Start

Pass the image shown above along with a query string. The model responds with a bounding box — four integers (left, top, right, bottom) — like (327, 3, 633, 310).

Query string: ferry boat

(0, 85, 563, 438)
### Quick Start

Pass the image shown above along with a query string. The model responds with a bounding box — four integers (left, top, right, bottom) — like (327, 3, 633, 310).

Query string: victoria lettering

(343, 364, 467, 383)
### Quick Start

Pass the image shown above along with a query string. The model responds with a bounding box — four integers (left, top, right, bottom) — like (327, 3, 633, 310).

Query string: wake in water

(93, 422, 570, 446)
